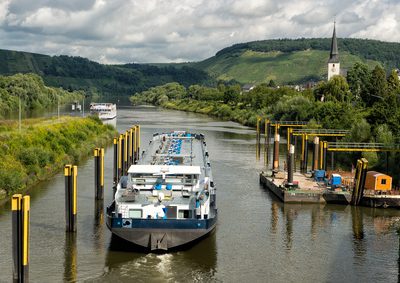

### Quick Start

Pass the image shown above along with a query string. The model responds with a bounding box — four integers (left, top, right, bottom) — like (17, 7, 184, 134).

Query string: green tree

(347, 62, 371, 104)
(366, 65, 387, 106)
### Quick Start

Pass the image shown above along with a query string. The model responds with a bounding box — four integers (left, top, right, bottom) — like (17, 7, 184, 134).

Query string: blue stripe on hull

(109, 216, 217, 230)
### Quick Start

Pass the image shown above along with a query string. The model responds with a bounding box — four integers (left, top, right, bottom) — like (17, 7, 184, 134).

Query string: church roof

(328, 23, 339, 63)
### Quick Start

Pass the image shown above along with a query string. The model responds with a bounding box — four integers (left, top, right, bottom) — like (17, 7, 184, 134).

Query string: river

(0, 105, 399, 282)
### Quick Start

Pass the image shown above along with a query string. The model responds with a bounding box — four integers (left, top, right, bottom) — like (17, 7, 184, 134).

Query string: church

(327, 22, 340, 80)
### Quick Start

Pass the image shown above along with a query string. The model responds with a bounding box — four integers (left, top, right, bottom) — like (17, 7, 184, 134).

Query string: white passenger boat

(89, 103, 117, 120)
(106, 131, 217, 250)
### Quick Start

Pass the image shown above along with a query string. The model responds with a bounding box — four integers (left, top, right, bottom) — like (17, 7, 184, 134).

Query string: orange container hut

(364, 171, 392, 191)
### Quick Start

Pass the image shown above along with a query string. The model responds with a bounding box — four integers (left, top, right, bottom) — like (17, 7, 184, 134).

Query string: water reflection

(94, 200, 104, 250)
(270, 202, 279, 235)
(64, 233, 77, 283)
(103, 231, 217, 281)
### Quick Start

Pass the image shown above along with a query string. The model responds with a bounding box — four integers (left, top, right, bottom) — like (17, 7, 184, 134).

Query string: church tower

(327, 22, 340, 80)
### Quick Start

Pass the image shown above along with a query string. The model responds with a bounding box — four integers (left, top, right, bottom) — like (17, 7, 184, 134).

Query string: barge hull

(106, 216, 217, 250)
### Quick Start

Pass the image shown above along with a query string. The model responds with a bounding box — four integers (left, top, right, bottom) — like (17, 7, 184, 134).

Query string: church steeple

(327, 21, 340, 80)
(328, 22, 339, 63)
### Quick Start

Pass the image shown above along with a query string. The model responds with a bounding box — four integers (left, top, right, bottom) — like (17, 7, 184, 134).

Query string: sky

(0, 0, 399, 64)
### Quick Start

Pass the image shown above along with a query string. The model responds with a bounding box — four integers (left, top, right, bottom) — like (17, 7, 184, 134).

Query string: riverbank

(164, 99, 260, 127)
(0, 116, 117, 203)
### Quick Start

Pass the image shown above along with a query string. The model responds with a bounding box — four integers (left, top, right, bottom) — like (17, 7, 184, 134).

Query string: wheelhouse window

(178, 209, 192, 219)
(129, 209, 142, 218)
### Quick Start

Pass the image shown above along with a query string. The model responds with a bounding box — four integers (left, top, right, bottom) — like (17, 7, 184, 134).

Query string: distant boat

(89, 103, 117, 120)
(106, 131, 217, 251)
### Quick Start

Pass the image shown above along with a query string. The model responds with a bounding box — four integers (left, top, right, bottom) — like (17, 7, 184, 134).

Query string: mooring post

(124, 131, 129, 175)
(12, 194, 22, 283)
(264, 119, 269, 166)
(312, 137, 319, 173)
(94, 148, 104, 200)
(300, 134, 305, 172)
(128, 129, 133, 166)
(323, 141, 328, 171)
(304, 135, 309, 173)
(21, 196, 30, 282)
(113, 138, 118, 187)
(319, 140, 324, 170)
(288, 145, 295, 185)
(132, 127, 137, 163)
(118, 134, 124, 179)
(273, 129, 280, 173)
(65, 165, 77, 232)
(136, 125, 141, 160)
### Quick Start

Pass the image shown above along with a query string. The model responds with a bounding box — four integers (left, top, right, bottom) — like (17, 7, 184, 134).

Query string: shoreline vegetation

(0, 73, 84, 118)
(130, 64, 400, 183)
(0, 116, 117, 203)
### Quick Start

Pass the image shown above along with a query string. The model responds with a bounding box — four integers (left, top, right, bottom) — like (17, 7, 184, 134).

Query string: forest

(131, 63, 400, 181)
(0, 73, 83, 118)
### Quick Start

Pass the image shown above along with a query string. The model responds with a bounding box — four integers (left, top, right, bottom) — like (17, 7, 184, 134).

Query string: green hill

(1, 38, 400, 92)
(193, 38, 400, 84)
(0, 49, 213, 96)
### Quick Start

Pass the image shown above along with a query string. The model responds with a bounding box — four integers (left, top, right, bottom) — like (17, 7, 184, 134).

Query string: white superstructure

(89, 103, 117, 120)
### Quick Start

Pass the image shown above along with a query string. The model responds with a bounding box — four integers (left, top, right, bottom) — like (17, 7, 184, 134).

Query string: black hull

(106, 211, 217, 251)
(359, 195, 400, 208)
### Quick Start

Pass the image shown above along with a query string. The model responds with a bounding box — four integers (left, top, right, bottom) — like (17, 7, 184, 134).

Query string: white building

(327, 22, 340, 80)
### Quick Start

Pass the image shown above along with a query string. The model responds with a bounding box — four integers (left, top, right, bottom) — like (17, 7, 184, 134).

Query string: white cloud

(0, 0, 399, 63)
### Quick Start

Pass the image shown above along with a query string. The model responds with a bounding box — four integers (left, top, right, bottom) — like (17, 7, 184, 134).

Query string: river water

(1, 105, 400, 282)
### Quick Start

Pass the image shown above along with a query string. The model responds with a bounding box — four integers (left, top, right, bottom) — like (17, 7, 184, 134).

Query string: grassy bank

(0, 116, 117, 201)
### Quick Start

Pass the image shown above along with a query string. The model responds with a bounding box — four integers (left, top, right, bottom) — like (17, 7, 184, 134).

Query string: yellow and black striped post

(256, 117, 261, 161)
(131, 127, 137, 163)
(264, 119, 270, 166)
(12, 194, 29, 283)
(303, 135, 309, 173)
(21, 196, 30, 282)
(319, 140, 324, 170)
(135, 125, 141, 161)
(128, 128, 133, 166)
(118, 134, 124, 179)
(94, 148, 104, 200)
(130, 129, 134, 166)
(65, 165, 77, 232)
(312, 137, 319, 172)
(124, 131, 129, 175)
(113, 138, 118, 187)
(322, 141, 328, 171)
(12, 194, 22, 282)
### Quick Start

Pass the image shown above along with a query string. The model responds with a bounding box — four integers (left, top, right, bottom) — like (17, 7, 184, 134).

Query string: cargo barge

(106, 131, 217, 251)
